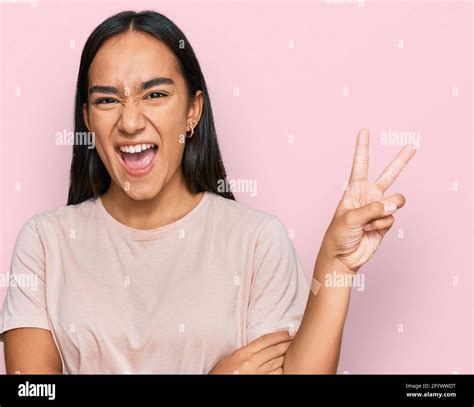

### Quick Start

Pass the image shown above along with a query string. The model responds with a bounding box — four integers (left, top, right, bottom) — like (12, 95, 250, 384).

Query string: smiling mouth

(116, 143, 159, 177)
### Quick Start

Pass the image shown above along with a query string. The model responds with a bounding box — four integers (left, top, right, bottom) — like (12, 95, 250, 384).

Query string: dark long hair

(67, 10, 234, 205)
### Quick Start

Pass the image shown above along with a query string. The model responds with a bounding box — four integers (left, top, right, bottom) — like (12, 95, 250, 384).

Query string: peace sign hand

(320, 129, 416, 273)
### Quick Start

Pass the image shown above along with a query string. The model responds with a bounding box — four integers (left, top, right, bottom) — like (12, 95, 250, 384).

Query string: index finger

(349, 129, 370, 183)
(247, 330, 292, 354)
(375, 145, 417, 192)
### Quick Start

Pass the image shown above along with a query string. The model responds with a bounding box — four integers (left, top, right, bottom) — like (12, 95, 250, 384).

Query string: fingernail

(383, 200, 397, 213)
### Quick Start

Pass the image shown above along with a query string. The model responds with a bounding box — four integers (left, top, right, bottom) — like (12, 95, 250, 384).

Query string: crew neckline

(93, 191, 211, 241)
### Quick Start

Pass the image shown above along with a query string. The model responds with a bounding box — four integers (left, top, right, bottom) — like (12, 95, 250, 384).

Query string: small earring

(186, 121, 197, 138)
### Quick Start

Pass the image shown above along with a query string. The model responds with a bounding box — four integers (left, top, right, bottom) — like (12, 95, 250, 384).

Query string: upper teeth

(119, 144, 156, 153)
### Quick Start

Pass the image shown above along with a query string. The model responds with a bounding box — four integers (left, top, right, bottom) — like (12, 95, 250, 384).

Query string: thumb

(345, 199, 398, 227)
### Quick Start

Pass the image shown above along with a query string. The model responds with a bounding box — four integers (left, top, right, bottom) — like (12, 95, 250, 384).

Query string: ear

(186, 90, 204, 126)
(82, 103, 91, 132)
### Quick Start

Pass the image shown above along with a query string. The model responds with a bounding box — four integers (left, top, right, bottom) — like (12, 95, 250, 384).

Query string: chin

(124, 186, 163, 201)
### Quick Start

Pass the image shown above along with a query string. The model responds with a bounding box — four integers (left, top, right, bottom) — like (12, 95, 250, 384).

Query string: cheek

(88, 114, 117, 159)
(145, 101, 188, 160)
(90, 111, 118, 133)
(160, 132, 186, 167)
(145, 112, 186, 137)
(93, 138, 113, 170)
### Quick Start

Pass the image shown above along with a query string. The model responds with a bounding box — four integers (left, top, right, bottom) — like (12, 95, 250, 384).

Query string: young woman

(0, 10, 415, 374)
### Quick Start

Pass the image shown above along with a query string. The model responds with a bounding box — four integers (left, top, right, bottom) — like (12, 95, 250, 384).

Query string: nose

(117, 102, 147, 135)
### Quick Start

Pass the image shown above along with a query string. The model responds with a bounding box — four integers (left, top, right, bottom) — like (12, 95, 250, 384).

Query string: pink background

(0, 1, 472, 374)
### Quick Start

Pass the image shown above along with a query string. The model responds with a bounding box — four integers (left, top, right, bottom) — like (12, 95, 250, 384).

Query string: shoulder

(207, 192, 288, 240)
(10, 201, 93, 264)
(17, 199, 97, 243)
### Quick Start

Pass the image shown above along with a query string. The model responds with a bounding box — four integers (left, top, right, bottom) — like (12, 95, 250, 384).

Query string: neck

(100, 170, 204, 230)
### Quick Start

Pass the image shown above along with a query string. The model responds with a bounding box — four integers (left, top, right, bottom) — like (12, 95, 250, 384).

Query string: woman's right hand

(209, 330, 293, 374)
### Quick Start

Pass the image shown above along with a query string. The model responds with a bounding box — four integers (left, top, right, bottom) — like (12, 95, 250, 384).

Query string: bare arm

(3, 328, 62, 374)
(209, 330, 293, 374)
(283, 129, 416, 374)
(283, 253, 352, 373)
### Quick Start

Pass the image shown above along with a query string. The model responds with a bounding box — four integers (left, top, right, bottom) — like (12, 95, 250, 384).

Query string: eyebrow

(88, 77, 175, 96)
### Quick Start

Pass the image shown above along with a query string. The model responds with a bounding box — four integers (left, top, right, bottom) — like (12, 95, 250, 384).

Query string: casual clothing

(0, 192, 310, 373)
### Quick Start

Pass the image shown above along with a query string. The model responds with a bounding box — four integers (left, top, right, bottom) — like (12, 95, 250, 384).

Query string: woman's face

(83, 31, 203, 201)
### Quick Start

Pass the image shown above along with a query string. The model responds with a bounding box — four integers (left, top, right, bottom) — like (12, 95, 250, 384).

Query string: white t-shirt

(0, 191, 310, 373)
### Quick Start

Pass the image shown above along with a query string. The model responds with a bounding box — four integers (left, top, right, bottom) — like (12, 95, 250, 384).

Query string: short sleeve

(0, 217, 50, 341)
(246, 217, 310, 343)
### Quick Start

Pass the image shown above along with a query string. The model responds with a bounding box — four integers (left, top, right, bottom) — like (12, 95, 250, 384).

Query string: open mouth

(116, 143, 159, 177)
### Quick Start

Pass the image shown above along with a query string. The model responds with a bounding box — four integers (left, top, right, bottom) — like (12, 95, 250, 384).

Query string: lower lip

(116, 147, 158, 177)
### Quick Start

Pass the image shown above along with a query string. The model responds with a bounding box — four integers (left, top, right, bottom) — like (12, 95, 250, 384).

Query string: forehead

(88, 31, 182, 88)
